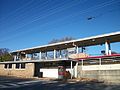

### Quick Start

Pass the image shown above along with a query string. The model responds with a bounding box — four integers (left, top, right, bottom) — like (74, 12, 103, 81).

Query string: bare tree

(0, 48, 13, 62)
(48, 36, 75, 44)
(47, 37, 75, 59)
(101, 50, 119, 55)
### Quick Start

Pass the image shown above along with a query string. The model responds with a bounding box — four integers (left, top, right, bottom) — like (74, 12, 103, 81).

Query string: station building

(0, 31, 120, 83)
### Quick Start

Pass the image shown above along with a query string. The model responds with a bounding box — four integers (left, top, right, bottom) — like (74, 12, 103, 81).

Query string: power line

(0, 0, 81, 36)
(0, 0, 34, 22)
(0, 0, 119, 43)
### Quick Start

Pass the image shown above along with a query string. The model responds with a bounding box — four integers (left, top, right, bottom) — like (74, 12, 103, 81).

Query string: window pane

(8, 64, 12, 68)
(4, 64, 8, 68)
(16, 63, 20, 69)
(21, 63, 25, 69)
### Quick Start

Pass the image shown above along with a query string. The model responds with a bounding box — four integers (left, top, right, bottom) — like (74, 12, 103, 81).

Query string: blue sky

(0, 0, 120, 55)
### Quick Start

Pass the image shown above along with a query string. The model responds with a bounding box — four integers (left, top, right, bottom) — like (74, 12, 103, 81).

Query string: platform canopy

(11, 31, 120, 54)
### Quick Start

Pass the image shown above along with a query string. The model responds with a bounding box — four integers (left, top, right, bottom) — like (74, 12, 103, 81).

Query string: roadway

(0, 76, 120, 90)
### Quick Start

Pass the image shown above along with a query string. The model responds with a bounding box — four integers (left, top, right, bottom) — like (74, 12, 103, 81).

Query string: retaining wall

(77, 64, 120, 84)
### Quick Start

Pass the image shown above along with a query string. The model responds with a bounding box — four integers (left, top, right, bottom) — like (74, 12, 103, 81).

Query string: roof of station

(11, 31, 120, 54)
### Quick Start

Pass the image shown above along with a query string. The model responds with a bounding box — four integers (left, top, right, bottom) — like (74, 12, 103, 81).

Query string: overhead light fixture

(72, 42, 76, 47)
(21, 52, 25, 54)
(92, 39, 95, 42)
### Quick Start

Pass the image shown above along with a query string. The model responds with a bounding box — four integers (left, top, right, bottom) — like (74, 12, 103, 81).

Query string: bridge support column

(54, 49, 56, 59)
(99, 58, 101, 65)
(59, 50, 62, 58)
(75, 62, 78, 78)
(39, 51, 41, 60)
(105, 40, 111, 55)
(71, 60, 73, 79)
(76, 46, 79, 54)
(25, 54, 28, 60)
(14, 55, 16, 61)
(45, 52, 47, 60)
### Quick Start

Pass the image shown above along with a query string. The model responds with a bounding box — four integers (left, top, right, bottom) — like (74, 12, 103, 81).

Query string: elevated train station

(0, 31, 120, 83)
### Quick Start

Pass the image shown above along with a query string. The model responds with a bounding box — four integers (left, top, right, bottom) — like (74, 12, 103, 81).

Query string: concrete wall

(40, 68, 72, 78)
(82, 64, 120, 70)
(40, 69, 58, 78)
(77, 64, 120, 83)
(0, 63, 34, 78)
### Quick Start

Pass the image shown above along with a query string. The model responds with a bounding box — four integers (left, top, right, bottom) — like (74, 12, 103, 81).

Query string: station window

(16, 63, 26, 69)
(4, 64, 13, 69)
(8, 64, 12, 68)
(4, 64, 8, 69)
(16, 63, 20, 69)
(21, 63, 25, 69)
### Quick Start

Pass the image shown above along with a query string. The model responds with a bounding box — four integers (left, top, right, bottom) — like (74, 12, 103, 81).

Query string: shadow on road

(0, 76, 120, 90)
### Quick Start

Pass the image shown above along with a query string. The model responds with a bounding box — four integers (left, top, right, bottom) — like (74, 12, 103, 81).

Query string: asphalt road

(0, 76, 120, 90)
